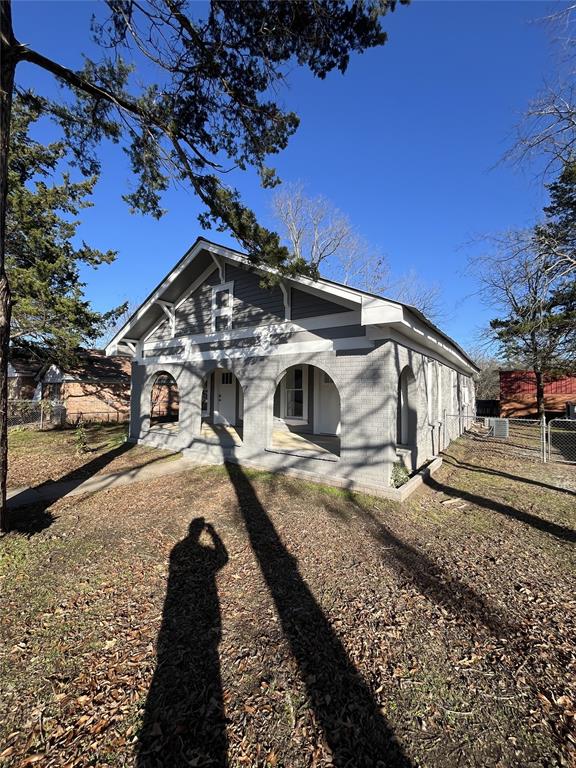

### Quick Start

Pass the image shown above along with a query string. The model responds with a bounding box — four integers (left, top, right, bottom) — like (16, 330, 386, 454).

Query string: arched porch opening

(397, 366, 417, 447)
(271, 364, 340, 458)
(150, 371, 180, 427)
(199, 367, 244, 445)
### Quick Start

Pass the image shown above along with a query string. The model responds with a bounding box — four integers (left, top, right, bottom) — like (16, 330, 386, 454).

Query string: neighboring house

(500, 370, 576, 418)
(106, 238, 477, 493)
(8, 357, 43, 399)
(39, 350, 131, 423)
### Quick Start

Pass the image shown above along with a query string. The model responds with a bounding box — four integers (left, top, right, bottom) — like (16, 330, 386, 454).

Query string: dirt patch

(0, 437, 574, 767)
(7, 424, 178, 488)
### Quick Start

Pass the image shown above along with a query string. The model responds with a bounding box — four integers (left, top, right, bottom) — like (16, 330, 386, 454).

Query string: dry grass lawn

(7, 424, 178, 488)
(0, 434, 574, 767)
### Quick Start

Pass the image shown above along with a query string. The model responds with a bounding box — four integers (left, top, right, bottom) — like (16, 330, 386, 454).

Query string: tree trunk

(534, 368, 545, 418)
(1, 0, 17, 532)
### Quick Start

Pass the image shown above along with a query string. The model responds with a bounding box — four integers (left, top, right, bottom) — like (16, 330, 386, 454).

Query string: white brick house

(106, 238, 477, 493)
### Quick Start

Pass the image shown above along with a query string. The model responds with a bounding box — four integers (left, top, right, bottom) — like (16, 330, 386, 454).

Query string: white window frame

(427, 359, 434, 424)
(280, 365, 308, 424)
(452, 370, 460, 413)
(462, 378, 470, 407)
(436, 362, 443, 423)
(211, 281, 234, 333)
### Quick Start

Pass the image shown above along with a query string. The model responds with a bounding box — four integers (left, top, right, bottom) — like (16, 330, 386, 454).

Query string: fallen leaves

(1, 438, 575, 767)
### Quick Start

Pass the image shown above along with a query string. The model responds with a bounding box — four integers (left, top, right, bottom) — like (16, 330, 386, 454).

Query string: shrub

(391, 461, 410, 488)
(75, 420, 89, 455)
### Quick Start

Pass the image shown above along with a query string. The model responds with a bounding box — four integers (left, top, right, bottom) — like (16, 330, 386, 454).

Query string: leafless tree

(390, 269, 444, 321)
(100, 299, 141, 348)
(272, 183, 445, 318)
(511, 85, 576, 174)
(272, 182, 389, 290)
(470, 230, 575, 414)
(510, 5, 576, 173)
(467, 345, 501, 400)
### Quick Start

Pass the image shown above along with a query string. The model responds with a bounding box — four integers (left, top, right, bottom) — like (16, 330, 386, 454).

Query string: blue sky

(12, 0, 563, 350)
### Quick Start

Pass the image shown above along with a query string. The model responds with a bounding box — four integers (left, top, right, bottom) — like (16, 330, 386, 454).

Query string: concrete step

(182, 442, 237, 464)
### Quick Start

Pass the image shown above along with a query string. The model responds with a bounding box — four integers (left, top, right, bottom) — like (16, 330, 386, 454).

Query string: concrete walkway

(7, 456, 196, 510)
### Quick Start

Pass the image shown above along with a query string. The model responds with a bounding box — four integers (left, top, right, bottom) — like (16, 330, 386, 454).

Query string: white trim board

(140, 311, 363, 353)
(141, 335, 374, 365)
(107, 239, 363, 353)
(106, 240, 206, 351)
(368, 324, 476, 375)
(106, 237, 477, 371)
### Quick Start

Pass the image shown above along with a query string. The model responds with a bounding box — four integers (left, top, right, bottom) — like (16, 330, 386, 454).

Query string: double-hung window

(285, 366, 305, 419)
(211, 282, 234, 332)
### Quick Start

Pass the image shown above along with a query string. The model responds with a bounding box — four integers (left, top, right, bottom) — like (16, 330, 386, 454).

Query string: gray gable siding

(175, 270, 221, 336)
(290, 287, 348, 320)
(149, 266, 352, 343)
(149, 318, 172, 341)
(226, 264, 285, 328)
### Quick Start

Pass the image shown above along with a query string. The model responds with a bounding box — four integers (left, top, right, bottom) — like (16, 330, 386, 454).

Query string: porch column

(177, 365, 203, 442)
(338, 354, 395, 486)
(129, 361, 148, 440)
(241, 373, 275, 457)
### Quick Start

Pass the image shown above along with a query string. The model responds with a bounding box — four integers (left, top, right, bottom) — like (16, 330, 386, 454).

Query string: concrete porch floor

(199, 422, 340, 459)
(149, 420, 179, 432)
(200, 422, 243, 446)
(271, 429, 340, 458)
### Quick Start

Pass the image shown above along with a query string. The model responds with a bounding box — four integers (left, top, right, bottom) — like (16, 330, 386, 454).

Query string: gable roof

(42, 350, 131, 383)
(64, 350, 131, 381)
(106, 236, 478, 373)
(8, 356, 44, 379)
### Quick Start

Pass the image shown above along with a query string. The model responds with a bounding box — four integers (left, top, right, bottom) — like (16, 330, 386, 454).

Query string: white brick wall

(129, 342, 473, 489)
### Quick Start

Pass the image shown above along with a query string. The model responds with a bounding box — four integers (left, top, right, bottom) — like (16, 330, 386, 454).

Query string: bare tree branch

(272, 181, 445, 318)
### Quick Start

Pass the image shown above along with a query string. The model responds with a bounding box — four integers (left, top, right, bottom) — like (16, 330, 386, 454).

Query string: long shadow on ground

(444, 454, 576, 498)
(8, 442, 169, 536)
(278, 480, 513, 638)
(136, 517, 229, 767)
(225, 461, 412, 768)
(359, 504, 512, 637)
(424, 472, 576, 544)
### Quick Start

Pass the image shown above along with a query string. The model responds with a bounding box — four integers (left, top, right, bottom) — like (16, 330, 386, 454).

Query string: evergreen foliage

(0, 0, 406, 529)
(16, 0, 404, 269)
(7, 98, 124, 363)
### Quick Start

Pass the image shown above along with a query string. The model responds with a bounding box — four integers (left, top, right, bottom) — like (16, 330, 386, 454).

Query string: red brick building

(500, 370, 576, 417)
(40, 350, 132, 423)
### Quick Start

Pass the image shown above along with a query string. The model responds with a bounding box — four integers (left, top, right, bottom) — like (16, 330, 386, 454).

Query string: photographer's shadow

(137, 517, 229, 767)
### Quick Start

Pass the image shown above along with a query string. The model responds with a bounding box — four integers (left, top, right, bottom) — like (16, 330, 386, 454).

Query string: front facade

(107, 239, 477, 493)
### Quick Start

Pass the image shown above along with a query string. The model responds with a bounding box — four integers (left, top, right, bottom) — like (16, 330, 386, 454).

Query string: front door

(315, 371, 341, 435)
(214, 370, 236, 425)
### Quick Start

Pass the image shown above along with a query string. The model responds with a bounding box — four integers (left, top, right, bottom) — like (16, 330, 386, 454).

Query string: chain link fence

(8, 400, 65, 430)
(548, 419, 576, 464)
(443, 412, 576, 465)
(442, 412, 475, 449)
(8, 401, 129, 430)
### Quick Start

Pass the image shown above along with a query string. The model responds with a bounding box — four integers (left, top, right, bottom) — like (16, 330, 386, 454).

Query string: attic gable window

(211, 282, 234, 332)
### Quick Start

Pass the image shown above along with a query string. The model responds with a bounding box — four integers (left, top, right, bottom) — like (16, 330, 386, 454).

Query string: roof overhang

(106, 237, 478, 373)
